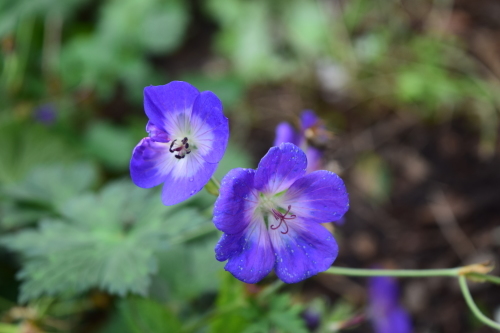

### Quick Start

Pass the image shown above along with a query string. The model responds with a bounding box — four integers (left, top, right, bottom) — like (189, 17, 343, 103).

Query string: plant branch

(458, 275, 500, 330)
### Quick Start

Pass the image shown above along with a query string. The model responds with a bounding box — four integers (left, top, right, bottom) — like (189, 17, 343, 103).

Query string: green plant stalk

(325, 266, 460, 277)
(458, 275, 500, 330)
(467, 272, 500, 285)
(205, 176, 220, 196)
(325, 265, 500, 330)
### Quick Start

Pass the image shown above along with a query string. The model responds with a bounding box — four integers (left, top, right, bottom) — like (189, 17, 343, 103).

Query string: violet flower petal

(283, 170, 349, 223)
(143, 81, 199, 134)
(190, 91, 229, 163)
(131, 137, 218, 205)
(300, 109, 319, 130)
(274, 122, 300, 146)
(215, 220, 275, 283)
(271, 219, 338, 283)
(130, 137, 169, 188)
(159, 151, 218, 205)
(146, 121, 170, 142)
(369, 276, 413, 333)
(213, 168, 259, 234)
(254, 143, 307, 195)
(305, 146, 323, 173)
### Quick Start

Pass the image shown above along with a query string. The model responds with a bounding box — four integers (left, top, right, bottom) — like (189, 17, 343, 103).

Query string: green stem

(458, 275, 500, 330)
(257, 280, 285, 301)
(211, 176, 220, 189)
(467, 272, 500, 285)
(325, 265, 500, 330)
(205, 176, 220, 196)
(325, 266, 460, 278)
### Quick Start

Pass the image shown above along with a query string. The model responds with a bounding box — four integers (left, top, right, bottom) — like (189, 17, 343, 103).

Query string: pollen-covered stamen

(169, 137, 192, 159)
(270, 205, 296, 234)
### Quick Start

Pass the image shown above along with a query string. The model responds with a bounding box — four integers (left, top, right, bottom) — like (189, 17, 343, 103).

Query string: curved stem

(325, 266, 460, 278)
(210, 175, 220, 189)
(458, 275, 500, 330)
(205, 176, 221, 196)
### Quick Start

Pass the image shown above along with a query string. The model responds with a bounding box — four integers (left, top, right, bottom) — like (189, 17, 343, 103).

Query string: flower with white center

(130, 81, 229, 205)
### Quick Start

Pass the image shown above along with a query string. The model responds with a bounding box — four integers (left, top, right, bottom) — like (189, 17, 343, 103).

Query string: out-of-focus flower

(368, 276, 412, 333)
(130, 81, 229, 205)
(33, 104, 57, 125)
(301, 307, 321, 331)
(273, 110, 330, 173)
(213, 143, 349, 283)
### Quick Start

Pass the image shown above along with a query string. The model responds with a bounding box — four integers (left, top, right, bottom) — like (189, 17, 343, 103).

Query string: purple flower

(273, 110, 328, 173)
(368, 276, 412, 333)
(130, 81, 229, 205)
(33, 104, 57, 125)
(213, 142, 349, 283)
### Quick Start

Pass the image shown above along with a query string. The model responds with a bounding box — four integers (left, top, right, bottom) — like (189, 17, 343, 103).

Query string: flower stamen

(169, 137, 192, 159)
(270, 205, 296, 234)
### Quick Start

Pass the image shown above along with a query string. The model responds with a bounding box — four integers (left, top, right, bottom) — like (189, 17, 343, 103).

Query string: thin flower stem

(325, 266, 460, 278)
(257, 280, 285, 301)
(205, 176, 221, 196)
(325, 265, 500, 330)
(467, 272, 500, 285)
(211, 175, 220, 189)
(458, 275, 500, 330)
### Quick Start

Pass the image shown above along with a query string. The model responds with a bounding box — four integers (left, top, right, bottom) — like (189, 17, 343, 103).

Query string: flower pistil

(270, 205, 296, 234)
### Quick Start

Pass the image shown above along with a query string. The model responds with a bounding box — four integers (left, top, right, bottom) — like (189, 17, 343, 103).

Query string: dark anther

(169, 139, 177, 153)
(270, 205, 296, 234)
(169, 137, 191, 159)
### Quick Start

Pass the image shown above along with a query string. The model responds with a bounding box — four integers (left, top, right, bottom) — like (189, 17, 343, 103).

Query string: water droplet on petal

(189, 177, 194, 182)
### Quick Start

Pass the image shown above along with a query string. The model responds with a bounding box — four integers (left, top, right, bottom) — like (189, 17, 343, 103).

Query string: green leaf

(180, 73, 245, 109)
(120, 297, 183, 333)
(0, 180, 211, 302)
(60, 0, 188, 100)
(139, 0, 188, 53)
(155, 232, 223, 302)
(3, 162, 98, 208)
(209, 0, 293, 81)
(284, 0, 331, 58)
(84, 122, 137, 171)
(268, 294, 307, 333)
(0, 201, 52, 230)
(0, 162, 98, 229)
(0, 121, 79, 185)
(209, 273, 249, 333)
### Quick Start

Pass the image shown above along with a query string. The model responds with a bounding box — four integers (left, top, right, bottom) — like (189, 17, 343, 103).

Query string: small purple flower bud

(301, 308, 321, 331)
(273, 110, 328, 173)
(33, 104, 57, 125)
(368, 276, 413, 333)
